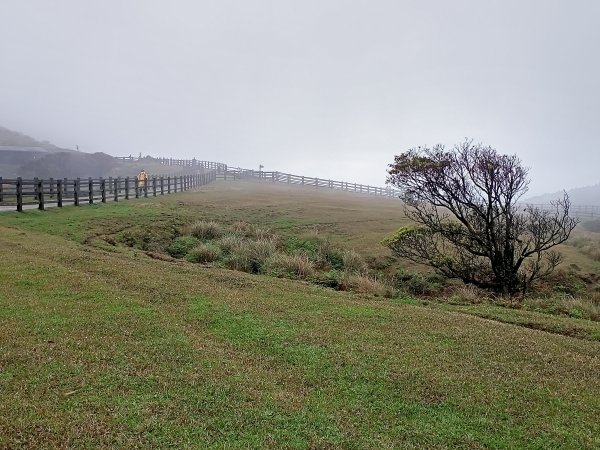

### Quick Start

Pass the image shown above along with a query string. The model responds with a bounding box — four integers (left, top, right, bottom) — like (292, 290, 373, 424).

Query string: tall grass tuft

(224, 238, 277, 273)
(186, 243, 222, 263)
(339, 273, 393, 297)
(342, 249, 368, 274)
(217, 234, 245, 255)
(190, 220, 224, 240)
(265, 253, 314, 279)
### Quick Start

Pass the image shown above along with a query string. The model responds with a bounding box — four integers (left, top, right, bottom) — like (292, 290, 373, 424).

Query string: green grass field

(1, 180, 600, 448)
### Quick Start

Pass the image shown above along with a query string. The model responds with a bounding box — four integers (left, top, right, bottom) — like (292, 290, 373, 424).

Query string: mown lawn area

(1, 181, 599, 448)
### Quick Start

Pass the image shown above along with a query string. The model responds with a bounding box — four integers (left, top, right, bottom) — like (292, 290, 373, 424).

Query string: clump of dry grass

(445, 284, 488, 304)
(265, 253, 314, 279)
(216, 234, 245, 254)
(190, 220, 224, 240)
(342, 249, 368, 274)
(231, 221, 253, 236)
(224, 238, 278, 273)
(186, 243, 222, 263)
(252, 226, 279, 243)
(339, 274, 394, 297)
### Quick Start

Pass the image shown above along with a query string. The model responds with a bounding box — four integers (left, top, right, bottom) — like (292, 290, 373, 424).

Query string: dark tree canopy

(385, 140, 578, 295)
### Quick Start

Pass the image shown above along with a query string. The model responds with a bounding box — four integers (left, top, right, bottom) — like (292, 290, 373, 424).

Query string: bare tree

(385, 140, 578, 296)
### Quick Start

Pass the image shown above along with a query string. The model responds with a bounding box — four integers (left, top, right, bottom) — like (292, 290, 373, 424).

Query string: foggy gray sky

(1, 0, 599, 195)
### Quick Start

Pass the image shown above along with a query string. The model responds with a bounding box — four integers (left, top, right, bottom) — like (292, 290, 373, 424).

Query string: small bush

(265, 253, 314, 279)
(394, 270, 445, 296)
(190, 220, 224, 240)
(341, 250, 368, 274)
(168, 236, 200, 258)
(315, 238, 344, 270)
(186, 243, 222, 263)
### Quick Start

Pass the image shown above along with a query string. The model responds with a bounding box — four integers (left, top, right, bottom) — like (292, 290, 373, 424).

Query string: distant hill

(0, 125, 72, 152)
(525, 184, 600, 206)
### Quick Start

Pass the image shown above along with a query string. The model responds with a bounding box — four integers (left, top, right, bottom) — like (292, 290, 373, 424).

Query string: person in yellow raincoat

(137, 169, 148, 195)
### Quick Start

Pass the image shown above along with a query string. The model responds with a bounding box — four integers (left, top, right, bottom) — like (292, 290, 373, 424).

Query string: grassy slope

(1, 181, 600, 448)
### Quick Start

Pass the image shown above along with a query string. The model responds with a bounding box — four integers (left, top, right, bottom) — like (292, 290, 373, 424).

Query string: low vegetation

(1, 180, 599, 447)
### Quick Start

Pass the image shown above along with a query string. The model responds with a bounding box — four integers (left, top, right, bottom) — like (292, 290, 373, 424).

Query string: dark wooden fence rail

(0, 170, 216, 212)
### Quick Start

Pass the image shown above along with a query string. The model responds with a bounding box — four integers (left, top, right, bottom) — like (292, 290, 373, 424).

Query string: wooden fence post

(101, 178, 106, 203)
(57, 179, 63, 207)
(114, 178, 119, 202)
(38, 179, 45, 210)
(16, 177, 23, 212)
(135, 177, 139, 198)
(144, 178, 148, 198)
(168, 176, 171, 194)
(152, 177, 157, 196)
(33, 177, 39, 201)
(125, 177, 130, 200)
(160, 176, 164, 195)
(74, 178, 80, 206)
(49, 178, 54, 199)
(174, 176, 178, 193)
(88, 177, 94, 204)
(0, 176, 3, 202)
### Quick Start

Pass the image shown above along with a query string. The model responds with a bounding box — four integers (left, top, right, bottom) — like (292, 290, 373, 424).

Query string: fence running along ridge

(116, 156, 228, 173)
(0, 171, 216, 212)
(122, 156, 403, 198)
(215, 168, 403, 197)
(520, 203, 600, 219)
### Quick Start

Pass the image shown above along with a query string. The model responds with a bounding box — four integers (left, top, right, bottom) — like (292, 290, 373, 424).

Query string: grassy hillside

(1, 180, 599, 448)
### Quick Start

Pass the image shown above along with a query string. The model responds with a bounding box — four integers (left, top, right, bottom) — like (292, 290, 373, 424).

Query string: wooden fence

(216, 169, 403, 197)
(522, 203, 600, 219)
(116, 156, 227, 173)
(0, 170, 216, 212)
(117, 156, 402, 198)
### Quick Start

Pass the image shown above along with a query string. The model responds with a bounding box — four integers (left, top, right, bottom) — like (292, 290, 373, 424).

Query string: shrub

(314, 238, 344, 270)
(168, 236, 200, 258)
(265, 253, 314, 279)
(394, 270, 445, 296)
(190, 220, 224, 240)
(186, 243, 222, 263)
(341, 249, 368, 274)
(285, 237, 319, 258)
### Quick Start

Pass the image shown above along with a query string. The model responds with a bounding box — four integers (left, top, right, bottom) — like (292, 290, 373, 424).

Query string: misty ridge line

(2, 154, 599, 217)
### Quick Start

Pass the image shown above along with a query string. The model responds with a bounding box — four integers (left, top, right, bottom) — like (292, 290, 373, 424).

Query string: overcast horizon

(1, 0, 599, 196)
